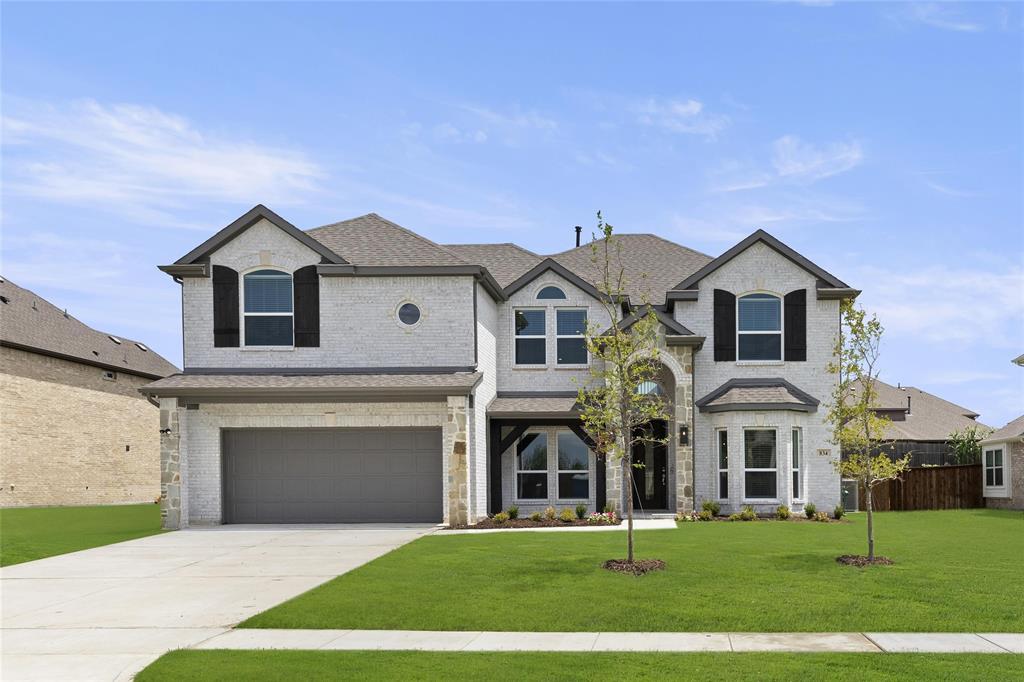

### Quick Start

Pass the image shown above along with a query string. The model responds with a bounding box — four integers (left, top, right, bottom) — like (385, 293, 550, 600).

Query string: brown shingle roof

(696, 378, 819, 413)
(488, 395, 579, 416)
(0, 277, 178, 379)
(444, 243, 543, 288)
(982, 414, 1024, 443)
(864, 380, 990, 441)
(141, 372, 481, 397)
(307, 214, 470, 267)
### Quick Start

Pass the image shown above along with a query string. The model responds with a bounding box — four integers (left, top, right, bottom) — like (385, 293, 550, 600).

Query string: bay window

(744, 429, 777, 499)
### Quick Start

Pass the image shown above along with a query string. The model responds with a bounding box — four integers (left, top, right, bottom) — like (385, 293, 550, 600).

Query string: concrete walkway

(0, 525, 435, 681)
(190, 629, 1024, 654)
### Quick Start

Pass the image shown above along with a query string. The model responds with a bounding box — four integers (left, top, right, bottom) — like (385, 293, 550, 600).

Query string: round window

(398, 302, 421, 326)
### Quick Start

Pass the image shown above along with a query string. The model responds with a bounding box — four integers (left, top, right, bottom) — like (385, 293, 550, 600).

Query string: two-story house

(142, 205, 858, 528)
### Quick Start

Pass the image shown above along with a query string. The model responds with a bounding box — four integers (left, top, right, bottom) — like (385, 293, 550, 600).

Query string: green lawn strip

(242, 509, 1024, 632)
(0, 504, 164, 566)
(135, 650, 1024, 682)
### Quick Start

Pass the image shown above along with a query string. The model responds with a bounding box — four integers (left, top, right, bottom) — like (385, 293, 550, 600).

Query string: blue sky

(2, 2, 1022, 425)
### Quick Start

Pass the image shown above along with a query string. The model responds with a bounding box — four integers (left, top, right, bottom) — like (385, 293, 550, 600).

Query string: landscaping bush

(833, 505, 845, 520)
(677, 511, 699, 522)
(506, 505, 519, 520)
(559, 508, 576, 523)
(698, 509, 713, 522)
(701, 500, 721, 516)
(543, 506, 557, 521)
(529, 511, 542, 522)
(814, 511, 830, 523)
(575, 504, 587, 520)
(587, 511, 617, 525)
(803, 503, 817, 519)
(739, 505, 757, 521)
(775, 504, 791, 520)
(492, 512, 509, 524)
(727, 513, 743, 521)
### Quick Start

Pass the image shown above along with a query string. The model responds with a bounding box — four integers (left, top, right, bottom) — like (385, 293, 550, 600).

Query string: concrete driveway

(0, 524, 434, 681)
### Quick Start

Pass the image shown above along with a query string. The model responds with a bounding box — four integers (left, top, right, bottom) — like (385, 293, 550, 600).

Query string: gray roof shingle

(982, 414, 1024, 443)
(306, 214, 470, 267)
(0, 277, 178, 379)
(444, 243, 543, 287)
(141, 372, 482, 396)
(488, 395, 579, 416)
(864, 380, 990, 442)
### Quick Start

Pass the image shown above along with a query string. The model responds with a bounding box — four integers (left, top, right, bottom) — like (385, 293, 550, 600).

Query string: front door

(631, 420, 668, 510)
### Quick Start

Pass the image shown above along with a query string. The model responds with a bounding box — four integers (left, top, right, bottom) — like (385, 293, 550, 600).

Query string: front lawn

(135, 651, 1024, 681)
(243, 509, 1023, 632)
(0, 503, 164, 566)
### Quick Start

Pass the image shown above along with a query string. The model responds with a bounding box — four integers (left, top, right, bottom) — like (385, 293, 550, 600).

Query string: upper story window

(537, 286, 566, 300)
(556, 309, 587, 365)
(514, 309, 546, 365)
(738, 293, 782, 361)
(243, 269, 293, 346)
(637, 380, 664, 396)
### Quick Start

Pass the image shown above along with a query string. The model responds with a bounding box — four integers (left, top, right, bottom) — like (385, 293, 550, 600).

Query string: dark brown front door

(631, 420, 668, 510)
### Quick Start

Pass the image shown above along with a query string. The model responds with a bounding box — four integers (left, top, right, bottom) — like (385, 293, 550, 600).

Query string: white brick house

(143, 205, 858, 528)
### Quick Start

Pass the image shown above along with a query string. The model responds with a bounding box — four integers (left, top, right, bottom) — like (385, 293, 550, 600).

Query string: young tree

(948, 425, 989, 465)
(575, 213, 669, 567)
(827, 299, 909, 562)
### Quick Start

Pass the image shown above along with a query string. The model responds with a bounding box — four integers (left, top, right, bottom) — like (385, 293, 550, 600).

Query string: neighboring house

(0, 278, 178, 507)
(863, 380, 990, 467)
(981, 415, 1024, 511)
(142, 205, 858, 528)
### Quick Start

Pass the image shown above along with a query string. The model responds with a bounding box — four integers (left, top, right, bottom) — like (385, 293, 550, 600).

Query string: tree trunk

(624, 446, 634, 563)
(866, 483, 875, 561)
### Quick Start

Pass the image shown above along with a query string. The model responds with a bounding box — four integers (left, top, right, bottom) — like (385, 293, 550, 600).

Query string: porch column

(446, 395, 470, 526)
(669, 346, 695, 514)
(159, 397, 183, 530)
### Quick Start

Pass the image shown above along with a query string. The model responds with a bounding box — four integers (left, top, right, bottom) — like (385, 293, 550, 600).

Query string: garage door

(222, 428, 443, 523)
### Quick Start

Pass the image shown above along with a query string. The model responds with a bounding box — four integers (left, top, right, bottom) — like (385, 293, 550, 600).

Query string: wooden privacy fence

(858, 463, 983, 511)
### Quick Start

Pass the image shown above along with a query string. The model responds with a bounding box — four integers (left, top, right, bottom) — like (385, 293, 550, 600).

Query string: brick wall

(0, 346, 160, 507)
(985, 439, 1023, 511)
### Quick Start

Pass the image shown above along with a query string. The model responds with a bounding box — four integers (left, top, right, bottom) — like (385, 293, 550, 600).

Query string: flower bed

(449, 510, 620, 530)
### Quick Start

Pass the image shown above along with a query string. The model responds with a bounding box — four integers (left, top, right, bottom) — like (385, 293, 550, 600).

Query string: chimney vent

(906, 395, 912, 415)
(574, 225, 582, 248)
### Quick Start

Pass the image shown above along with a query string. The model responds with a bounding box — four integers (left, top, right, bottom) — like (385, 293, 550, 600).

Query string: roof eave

(2, 340, 174, 381)
(665, 335, 706, 349)
(158, 263, 208, 278)
(699, 402, 818, 414)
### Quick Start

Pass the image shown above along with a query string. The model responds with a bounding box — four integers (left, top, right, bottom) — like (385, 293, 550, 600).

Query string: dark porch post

(488, 420, 502, 515)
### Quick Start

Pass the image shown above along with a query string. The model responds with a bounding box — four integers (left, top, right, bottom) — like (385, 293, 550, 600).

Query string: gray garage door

(222, 428, 443, 523)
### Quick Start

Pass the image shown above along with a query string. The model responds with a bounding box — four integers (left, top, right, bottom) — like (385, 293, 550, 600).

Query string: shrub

(543, 506, 557, 521)
(529, 511, 542, 522)
(814, 511, 830, 523)
(575, 504, 587, 520)
(775, 504, 791, 520)
(833, 505, 845, 520)
(559, 507, 576, 523)
(506, 505, 519, 520)
(603, 502, 616, 515)
(587, 511, 617, 525)
(677, 511, 698, 522)
(803, 503, 817, 519)
(492, 511, 510, 524)
(701, 500, 721, 516)
(739, 505, 757, 521)
(698, 509, 713, 522)
(727, 513, 743, 521)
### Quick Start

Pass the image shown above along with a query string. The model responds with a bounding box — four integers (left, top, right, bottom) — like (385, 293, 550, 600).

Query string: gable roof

(307, 213, 470, 267)
(983, 414, 1024, 443)
(860, 379, 990, 442)
(602, 304, 696, 336)
(671, 229, 851, 293)
(444, 243, 543, 288)
(0, 277, 179, 380)
(696, 378, 820, 413)
(175, 204, 346, 265)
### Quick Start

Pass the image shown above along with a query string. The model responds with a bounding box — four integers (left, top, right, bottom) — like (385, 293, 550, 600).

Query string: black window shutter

(293, 265, 320, 347)
(713, 289, 736, 361)
(212, 265, 239, 347)
(784, 288, 807, 361)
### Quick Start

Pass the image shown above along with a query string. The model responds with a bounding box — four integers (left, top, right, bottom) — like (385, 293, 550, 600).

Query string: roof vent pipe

(574, 225, 582, 248)
(907, 395, 912, 415)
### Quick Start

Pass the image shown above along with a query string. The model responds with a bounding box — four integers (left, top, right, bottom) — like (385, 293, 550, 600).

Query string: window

(514, 309, 546, 365)
(744, 429, 777, 499)
(397, 302, 420, 326)
(557, 431, 590, 499)
(516, 432, 548, 499)
(792, 428, 802, 500)
(637, 381, 664, 396)
(738, 293, 782, 361)
(243, 269, 293, 346)
(717, 429, 729, 499)
(984, 447, 1005, 492)
(537, 286, 566, 300)
(556, 309, 588, 365)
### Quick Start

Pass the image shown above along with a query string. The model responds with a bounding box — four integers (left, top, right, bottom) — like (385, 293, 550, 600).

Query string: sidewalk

(192, 629, 1024, 654)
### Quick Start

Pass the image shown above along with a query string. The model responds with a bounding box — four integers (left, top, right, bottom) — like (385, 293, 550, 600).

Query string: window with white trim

(737, 293, 782, 361)
(514, 309, 545, 365)
(984, 446, 1006, 494)
(744, 429, 777, 499)
(791, 428, 802, 500)
(516, 432, 548, 499)
(556, 309, 588, 365)
(243, 269, 293, 346)
(717, 429, 729, 499)
(557, 431, 590, 499)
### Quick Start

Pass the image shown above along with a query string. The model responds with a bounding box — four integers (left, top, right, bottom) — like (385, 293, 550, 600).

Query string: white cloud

(461, 104, 558, 132)
(922, 179, 979, 198)
(771, 135, 864, 182)
(432, 122, 488, 144)
(632, 97, 729, 139)
(2, 98, 323, 227)
(906, 3, 985, 33)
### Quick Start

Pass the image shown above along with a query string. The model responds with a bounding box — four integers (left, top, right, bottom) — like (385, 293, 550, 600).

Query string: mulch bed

(602, 558, 666, 576)
(448, 518, 620, 530)
(836, 554, 894, 567)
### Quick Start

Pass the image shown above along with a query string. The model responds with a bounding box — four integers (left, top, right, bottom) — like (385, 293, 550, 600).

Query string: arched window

(537, 285, 566, 300)
(737, 293, 782, 361)
(636, 380, 664, 396)
(243, 269, 293, 346)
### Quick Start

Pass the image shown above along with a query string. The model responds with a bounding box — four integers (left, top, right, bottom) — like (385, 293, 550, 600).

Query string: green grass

(0, 503, 164, 566)
(135, 651, 1024, 681)
(243, 509, 1023, 632)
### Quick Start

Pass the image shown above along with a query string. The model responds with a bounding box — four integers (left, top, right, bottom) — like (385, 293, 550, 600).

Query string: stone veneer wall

(986, 440, 1023, 511)
(0, 346, 161, 507)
